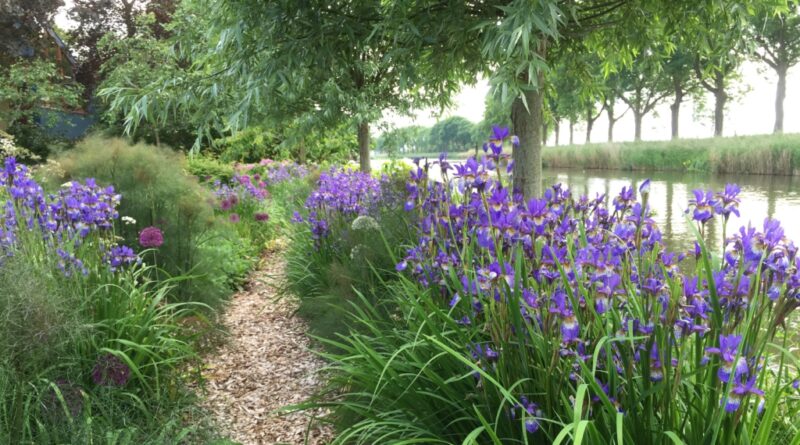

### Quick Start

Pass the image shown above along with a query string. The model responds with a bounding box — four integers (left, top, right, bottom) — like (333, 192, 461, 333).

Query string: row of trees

(101, 0, 797, 199)
(536, 4, 800, 145)
(376, 116, 486, 155)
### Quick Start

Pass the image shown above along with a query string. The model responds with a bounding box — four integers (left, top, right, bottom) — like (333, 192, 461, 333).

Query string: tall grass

(52, 136, 249, 308)
(543, 133, 800, 175)
(0, 154, 231, 443)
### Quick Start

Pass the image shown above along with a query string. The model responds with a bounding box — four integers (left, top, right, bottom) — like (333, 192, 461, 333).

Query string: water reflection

(542, 169, 799, 253)
(372, 159, 798, 253)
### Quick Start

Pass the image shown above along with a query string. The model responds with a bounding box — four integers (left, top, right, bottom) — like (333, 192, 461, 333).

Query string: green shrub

(186, 155, 235, 183)
(213, 126, 286, 163)
(53, 135, 246, 307)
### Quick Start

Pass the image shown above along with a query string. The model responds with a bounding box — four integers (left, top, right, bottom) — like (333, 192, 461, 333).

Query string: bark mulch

(198, 246, 334, 444)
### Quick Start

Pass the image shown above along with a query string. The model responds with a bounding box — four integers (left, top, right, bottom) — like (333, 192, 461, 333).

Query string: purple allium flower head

(229, 213, 240, 223)
(138, 226, 164, 248)
(92, 353, 131, 387)
(254, 212, 269, 222)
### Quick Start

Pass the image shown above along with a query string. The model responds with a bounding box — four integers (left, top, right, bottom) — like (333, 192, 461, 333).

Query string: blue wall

(35, 108, 96, 140)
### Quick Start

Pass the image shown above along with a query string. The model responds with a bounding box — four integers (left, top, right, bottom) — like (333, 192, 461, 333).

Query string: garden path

(198, 244, 333, 444)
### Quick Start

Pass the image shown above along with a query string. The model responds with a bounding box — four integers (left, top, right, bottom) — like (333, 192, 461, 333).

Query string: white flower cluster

(350, 243, 366, 260)
(351, 215, 380, 232)
(0, 131, 40, 160)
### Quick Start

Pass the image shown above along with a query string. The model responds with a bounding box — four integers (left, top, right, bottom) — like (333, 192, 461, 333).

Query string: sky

(55, 3, 799, 142)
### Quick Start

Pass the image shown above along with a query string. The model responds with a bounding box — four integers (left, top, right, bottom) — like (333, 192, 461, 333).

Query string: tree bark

(774, 64, 788, 134)
(358, 121, 370, 172)
(633, 110, 643, 141)
(670, 77, 683, 140)
(542, 121, 547, 146)
(569, 119, 574, 145)
(121, 0, 137, 38)
(512, 87, 544, 199)
(555, 121, 560, 146)
(713, 72, 727, 137)
(606, 104, 615, 142)
(585, 107, 593, 144)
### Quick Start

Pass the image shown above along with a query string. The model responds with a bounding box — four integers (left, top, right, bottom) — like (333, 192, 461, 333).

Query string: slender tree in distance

(601, 71, 630, 142)
(663, 50, 697, 139)
(691, 8, 747, 137)
(617, 51, 671, 141)
(749, 4, 800, 133)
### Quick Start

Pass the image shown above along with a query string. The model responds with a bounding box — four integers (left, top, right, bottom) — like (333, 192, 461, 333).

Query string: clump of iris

(395, 126, 799, 439)
(0, 157, 138, 275)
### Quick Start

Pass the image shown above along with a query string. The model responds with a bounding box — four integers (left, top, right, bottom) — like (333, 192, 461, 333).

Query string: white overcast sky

(56, 4, 800, 142)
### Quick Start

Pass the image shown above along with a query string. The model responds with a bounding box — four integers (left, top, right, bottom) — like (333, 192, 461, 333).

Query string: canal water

(374, 158, 800, 254)
(542, 169, 799, 254)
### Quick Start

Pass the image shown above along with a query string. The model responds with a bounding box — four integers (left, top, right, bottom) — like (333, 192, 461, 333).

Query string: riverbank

(374, 133, 800, 176)
(542, 133, 800, 175)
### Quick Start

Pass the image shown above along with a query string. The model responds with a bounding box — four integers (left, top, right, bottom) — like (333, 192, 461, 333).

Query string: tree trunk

(358, 121, 370, 172)
(774, 64, 788, 134)
(555, 121, 560, 146)
(713, 72, 727, 137)
(511, 87, 544, 199)
(569, 119, 574, 145)
(670, 77, 683, 140)
(585, 107, 593, 144)
(606, 104, 615, 142)
(153, 126, 160, 147)
(542, 121, 547, 146)
(633, 110, 643, 142)
(121, 0, 137, 38)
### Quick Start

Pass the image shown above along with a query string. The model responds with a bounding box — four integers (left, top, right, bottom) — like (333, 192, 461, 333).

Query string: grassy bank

(542, 133, 800, 175)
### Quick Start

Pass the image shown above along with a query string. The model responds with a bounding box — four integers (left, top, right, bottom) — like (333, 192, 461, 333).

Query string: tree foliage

(376, 125, 431, 156)
(102, 0, 791, 196)
(68, 0, 175, 96)
(429, 116, 476, 152)
(0, 0, 63, 60)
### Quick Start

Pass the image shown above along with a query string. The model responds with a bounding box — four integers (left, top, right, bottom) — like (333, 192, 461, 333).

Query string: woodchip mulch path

(197, 245, 334, 445)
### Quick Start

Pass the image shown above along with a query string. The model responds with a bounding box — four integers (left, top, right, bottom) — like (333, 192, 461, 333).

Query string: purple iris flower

(724, 375, 764, 413)
(689, 189, 716, 223)
(715, 183, 741, 219)
(519, 395, 543, 433)
(613, 186, 635, 212)
(491, 125, 510, 141)
(639, 179, 651, 195)
(706, 334, 749, 383)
